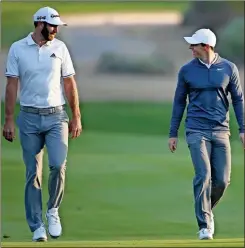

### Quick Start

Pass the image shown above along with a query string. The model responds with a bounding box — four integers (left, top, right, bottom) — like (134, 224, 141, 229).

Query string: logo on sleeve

(50, 53, 56, 58)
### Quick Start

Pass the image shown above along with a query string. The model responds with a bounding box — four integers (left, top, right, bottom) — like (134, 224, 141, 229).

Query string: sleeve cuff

(169, 131, 178, 138)
(5, 74, 19, 78)
(239, 126, 244, 133)
(62, 73, 75, 78)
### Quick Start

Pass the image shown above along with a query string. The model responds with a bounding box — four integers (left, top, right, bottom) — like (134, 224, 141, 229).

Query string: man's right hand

(239, 133, 244, 149)
(2, 119, 15, 142)
(168, 137, 178, 153)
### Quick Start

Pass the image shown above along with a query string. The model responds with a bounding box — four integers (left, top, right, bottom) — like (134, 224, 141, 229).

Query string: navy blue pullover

(169, 55, 244, 137)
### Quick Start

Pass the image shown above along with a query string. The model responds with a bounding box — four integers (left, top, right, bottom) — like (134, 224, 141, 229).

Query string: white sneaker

(210, 212, 215, 235)
(32, 226, 47, 242)
(46, 208, 62, 238)
(198, 228, 213, 240)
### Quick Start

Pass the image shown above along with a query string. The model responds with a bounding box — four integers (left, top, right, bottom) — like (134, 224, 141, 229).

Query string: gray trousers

(16, 109, 69, 232)
(185, 129, 231, 230)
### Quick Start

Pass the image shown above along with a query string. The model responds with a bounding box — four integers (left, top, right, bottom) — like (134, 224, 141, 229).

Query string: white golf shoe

(198, 228, 213, 240)
(32, 225, 47, 242)
(46, 208, 62, 238)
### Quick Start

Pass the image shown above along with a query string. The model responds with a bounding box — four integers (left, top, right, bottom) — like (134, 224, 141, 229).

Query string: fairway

(1, 238, 245, 247)
(1, 102, 244, 244)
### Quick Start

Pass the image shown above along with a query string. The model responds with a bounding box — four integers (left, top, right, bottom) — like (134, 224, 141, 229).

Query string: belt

(20, 105, 65, 115)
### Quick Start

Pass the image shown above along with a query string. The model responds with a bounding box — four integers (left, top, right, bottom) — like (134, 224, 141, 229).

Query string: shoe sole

(32, 238, 47, 242)
(199, 237, 213, 240)
(48, 230, 61, 239)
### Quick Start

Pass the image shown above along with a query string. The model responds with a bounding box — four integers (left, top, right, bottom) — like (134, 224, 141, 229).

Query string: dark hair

(34, 21, 48, 27)
(201, 43, 214, 51)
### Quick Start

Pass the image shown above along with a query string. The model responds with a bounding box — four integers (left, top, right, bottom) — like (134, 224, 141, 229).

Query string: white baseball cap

(184, 28, 216, 47)
(33, 6, 67, 26)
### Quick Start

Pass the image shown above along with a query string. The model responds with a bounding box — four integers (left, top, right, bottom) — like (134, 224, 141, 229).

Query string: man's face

(46, 23, 58, 40)
(189, 44, 206, 58)
(41, 23, 58, 41)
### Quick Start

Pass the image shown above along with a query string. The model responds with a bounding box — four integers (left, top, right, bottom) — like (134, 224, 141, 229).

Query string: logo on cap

(51, 14, 60, 18)
(37, 16, 46, 20)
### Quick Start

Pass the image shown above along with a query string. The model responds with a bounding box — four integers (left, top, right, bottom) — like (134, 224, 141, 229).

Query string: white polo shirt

(5, 32, 75, 108)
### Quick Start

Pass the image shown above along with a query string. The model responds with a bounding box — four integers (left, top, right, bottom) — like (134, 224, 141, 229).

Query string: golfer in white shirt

(3, 6, 82, 242)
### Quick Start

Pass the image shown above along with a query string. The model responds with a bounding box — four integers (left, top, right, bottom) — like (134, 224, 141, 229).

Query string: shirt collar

(26, 32, 53, 46)
(199, 53, 218, 66)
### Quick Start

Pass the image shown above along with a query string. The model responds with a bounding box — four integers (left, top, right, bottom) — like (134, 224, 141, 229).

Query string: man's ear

(204, 45, 210, 52)
(37, 22, 44, 29)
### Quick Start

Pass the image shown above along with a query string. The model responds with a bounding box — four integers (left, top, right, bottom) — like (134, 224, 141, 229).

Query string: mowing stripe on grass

(1, 239, 244, 247)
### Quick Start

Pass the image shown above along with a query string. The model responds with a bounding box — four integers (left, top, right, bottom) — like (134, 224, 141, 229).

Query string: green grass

(1, 1, 190, 49)
(1, 102, 244, 245)
(0, 101, 241, 138)
(1, 239, 245, 247)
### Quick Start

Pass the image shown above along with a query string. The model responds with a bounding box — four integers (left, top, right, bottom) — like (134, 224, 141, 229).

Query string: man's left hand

(239, 133, 244, 148)
(69, 116, 82, 139)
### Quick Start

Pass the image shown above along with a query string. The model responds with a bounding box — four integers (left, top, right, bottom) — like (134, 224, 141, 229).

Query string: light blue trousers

(186, 129, 231, 230)
(17, 109, 69, 232)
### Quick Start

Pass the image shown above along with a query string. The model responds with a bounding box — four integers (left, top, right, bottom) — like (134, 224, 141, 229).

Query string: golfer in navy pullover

(168, 29, 244, 240)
